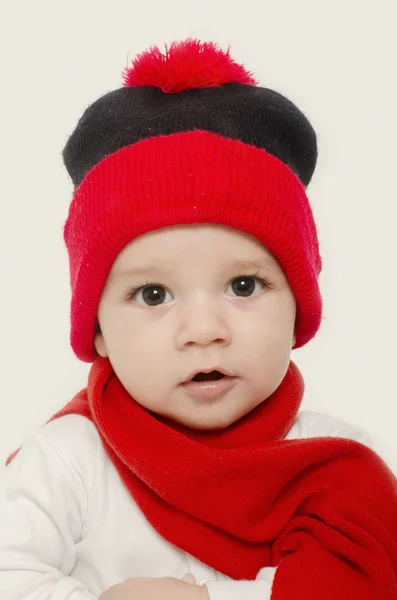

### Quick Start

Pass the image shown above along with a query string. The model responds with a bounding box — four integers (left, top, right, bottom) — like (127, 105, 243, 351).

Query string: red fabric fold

(10, 357, 397, 598)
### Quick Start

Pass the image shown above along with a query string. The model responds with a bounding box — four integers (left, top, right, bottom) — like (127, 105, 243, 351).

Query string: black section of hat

(62, 82, 317, 189)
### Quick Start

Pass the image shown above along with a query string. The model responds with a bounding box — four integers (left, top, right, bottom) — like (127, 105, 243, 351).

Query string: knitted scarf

(9, 357, 397, 599)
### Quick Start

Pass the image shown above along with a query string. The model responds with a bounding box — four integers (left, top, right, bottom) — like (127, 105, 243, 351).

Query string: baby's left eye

(226, 276, 267, 297)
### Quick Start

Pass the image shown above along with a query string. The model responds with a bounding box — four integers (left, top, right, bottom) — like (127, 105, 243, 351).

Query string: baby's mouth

(180, 369, 236, 399)
(191, 371, 225, 382)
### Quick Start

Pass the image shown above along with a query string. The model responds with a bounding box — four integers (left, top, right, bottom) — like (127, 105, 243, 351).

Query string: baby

(1, 38, 397, 600)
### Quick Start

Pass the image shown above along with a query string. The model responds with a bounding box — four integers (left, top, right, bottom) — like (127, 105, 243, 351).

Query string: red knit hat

(63, 39, 322, 362)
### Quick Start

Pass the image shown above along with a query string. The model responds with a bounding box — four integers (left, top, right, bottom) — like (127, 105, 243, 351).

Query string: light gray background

(0, 1, 396, 474)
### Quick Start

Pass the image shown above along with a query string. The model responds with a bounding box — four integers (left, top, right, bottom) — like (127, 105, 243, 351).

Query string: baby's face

(95, 224, 296, 430)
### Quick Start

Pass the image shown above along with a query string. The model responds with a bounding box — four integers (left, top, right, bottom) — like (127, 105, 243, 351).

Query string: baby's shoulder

(39, 413, 100, 451)
(10, 414, 103, 478)
(286, 410, 372, 448)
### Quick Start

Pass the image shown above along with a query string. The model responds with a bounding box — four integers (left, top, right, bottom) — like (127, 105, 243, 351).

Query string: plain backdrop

(0, 1, 396, 476)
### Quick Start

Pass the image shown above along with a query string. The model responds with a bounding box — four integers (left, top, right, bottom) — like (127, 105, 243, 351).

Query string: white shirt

(0, 411, 372, 600)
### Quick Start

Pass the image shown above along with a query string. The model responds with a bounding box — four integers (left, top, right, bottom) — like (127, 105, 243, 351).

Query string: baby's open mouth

(181, 369, 236, 399)
(192, 371, 225, 382)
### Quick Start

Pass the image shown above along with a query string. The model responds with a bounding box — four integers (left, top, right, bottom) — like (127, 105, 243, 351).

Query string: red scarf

(8, 358, 397, 598)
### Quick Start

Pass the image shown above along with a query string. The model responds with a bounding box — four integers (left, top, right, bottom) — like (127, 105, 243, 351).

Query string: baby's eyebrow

(111, 258, 275, 283)
(109, 265, 160, 284)
(231, 259, 274, 271)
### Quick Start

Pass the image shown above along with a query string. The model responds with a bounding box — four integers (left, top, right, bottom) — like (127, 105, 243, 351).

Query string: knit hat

(62, 38, 322, 362)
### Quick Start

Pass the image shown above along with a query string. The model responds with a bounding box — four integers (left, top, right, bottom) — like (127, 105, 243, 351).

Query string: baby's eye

(134, 285, 173, 306)
(226, 276, 268, 298)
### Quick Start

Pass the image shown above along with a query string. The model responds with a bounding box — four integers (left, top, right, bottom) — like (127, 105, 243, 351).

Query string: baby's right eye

(133, 285, 173, 306)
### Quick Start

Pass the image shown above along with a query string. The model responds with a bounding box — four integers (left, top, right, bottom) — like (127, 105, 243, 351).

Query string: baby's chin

(163, 405, 254, 432)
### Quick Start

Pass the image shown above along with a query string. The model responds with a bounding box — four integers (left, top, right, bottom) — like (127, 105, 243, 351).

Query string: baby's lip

(181, 367, 234, 385)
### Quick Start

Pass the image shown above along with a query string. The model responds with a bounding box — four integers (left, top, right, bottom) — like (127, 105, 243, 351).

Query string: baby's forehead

(108, 225, 281, 284)
(113, 223, 273, 260)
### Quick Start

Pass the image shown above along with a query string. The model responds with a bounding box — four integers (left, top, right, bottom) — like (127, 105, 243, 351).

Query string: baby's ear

(94, 331, 108, 358)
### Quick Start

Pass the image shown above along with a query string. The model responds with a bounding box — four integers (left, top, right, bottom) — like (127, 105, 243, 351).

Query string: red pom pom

(121, 38, 258, 93)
